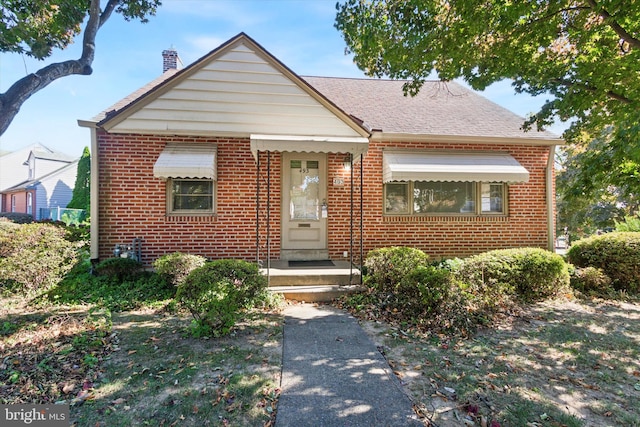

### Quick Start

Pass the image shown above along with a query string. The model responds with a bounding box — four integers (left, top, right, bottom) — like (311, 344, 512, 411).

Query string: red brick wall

(325, 140, 553, 261)
(96, 132, 282, 265)
(97, 132, 553, 265)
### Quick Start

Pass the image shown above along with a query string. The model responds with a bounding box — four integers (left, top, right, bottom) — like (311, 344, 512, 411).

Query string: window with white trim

(168, 179, 215, 214)
(384, 182, 506, 215)
(27, 193, 33, 215)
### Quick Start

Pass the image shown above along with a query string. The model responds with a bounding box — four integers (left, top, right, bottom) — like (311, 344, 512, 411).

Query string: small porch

(262, 260, 363, 302)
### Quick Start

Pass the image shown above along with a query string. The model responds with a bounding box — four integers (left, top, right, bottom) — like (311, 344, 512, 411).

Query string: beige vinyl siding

(109, 43, 362, 138)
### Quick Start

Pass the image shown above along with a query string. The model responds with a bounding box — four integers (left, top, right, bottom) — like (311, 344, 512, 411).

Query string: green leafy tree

(67, 146, 90, 212)
(336, 0, 640, 233)
(0, 0, 161, 136)
(558, 134, 640, 235)
(335, 1, 639, 140)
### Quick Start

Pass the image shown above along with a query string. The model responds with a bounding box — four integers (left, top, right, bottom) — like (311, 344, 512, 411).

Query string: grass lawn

(354, 298, 640, 427)
(2, 293, 640, 426)
(0, 295, 283, 427)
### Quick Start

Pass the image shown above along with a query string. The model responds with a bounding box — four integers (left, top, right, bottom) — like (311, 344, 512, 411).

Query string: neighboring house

(0, 143, 52, 191)
(0, 144, 78, 219)
(79, 33, 562, 267)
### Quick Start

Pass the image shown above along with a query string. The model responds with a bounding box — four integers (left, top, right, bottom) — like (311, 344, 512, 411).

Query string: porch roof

(382, 151, 529, 183)
(153, 144, 217, 179)
(249, 134, 369, 159)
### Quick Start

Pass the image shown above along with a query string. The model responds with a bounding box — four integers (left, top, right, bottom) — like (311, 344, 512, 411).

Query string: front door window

(289, 160, 320, 220)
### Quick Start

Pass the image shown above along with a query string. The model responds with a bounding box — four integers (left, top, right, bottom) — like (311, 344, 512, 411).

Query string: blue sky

(0, 0, 562, 158)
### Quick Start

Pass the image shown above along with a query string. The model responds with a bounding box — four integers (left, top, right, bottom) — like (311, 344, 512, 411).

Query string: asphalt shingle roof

(89, 63, 559, 142)
(302, 77, 559, 140)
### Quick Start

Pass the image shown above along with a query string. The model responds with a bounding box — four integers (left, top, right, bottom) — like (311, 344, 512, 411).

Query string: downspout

(256, 150, 260, 264)
(90, 126, 99, 261)
(546, 146, 556, 252)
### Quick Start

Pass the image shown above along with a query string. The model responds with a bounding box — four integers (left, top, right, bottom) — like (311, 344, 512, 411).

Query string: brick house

(79, 33, 561, 268)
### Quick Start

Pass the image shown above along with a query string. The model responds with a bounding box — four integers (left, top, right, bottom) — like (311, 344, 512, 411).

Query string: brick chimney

(162, 47, 183, 72)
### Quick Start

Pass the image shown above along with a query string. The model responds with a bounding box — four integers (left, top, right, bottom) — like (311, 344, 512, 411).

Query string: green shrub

(456, 248, 570, 305)
(567, 232, 640, 293)
(0, 212, 34, 224)
(570, 266, 613, 295)
(176, 259, 267, 337)
(93, 257, 144, 282)
(400, 265, 452, 315)
(48, 260, 175, 311)
(364, 246, 429, 293)
(0, 222, 80, 293)
(153, 252, 207, 286)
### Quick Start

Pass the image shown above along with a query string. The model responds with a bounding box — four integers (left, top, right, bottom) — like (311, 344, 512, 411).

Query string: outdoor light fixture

(343, 154, 353, 170)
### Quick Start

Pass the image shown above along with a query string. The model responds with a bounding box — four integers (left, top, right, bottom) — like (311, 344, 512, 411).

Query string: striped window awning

(153, 144, 217, 179)
(382, 151, 529, 183)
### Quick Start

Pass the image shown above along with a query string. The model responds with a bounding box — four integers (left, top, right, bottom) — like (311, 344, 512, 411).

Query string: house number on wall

(333, 178, 344, 186)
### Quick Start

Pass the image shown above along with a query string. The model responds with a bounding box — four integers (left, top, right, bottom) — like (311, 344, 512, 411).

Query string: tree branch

(0, 0, 104, 136)
(552, 77, 634, 104)
(586, 0, 640, 50)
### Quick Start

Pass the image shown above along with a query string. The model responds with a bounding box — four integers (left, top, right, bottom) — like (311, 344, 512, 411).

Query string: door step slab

(269, 285, 363, 303)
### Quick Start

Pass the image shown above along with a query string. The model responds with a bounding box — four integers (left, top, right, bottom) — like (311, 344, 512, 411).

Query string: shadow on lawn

(394, 299, 640, 426)
(71, 309, 283, 427)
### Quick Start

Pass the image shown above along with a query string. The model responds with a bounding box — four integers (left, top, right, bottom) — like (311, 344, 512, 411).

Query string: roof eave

(371, 131, 564, 146)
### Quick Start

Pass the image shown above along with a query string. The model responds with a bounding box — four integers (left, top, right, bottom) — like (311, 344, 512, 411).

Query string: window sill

(165, 213, 217, 222)
(383, 214, 509, 223)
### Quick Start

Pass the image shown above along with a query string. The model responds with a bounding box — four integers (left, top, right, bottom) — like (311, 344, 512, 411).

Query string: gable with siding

(98, 35, 367, 139)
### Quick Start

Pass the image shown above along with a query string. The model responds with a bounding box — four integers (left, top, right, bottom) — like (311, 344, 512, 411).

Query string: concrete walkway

(275, 303, 423, 426)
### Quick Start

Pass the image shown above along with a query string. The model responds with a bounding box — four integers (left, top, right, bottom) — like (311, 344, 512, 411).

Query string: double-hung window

(169, 179, 215, 213)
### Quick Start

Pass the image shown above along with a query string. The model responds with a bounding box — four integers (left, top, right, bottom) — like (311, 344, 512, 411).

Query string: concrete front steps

(262, 260, 363, 302)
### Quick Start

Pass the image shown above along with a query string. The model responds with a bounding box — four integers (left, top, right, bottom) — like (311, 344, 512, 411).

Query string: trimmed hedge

(456, 247, 570, 304)
(567, 232, 640, 293)
(0, 212, 34, 224)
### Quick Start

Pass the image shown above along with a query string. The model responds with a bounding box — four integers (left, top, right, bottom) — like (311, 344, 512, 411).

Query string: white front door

(281, 153, 327, 255)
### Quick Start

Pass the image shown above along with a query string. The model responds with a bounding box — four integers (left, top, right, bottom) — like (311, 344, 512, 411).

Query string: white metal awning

(382, 151, 529, 183)
(153, 144, 217, 179)
(250, 134, 369, 159)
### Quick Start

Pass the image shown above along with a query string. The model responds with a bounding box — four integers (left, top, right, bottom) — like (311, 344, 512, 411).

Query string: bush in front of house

(364, 246, 429, 293)
(398, 265, 453, 316)
(48, 258, 175, 311)
(93, 257, 145, 282)
(567, 232, 640, 294)
(0, 221, 80, 293)
(570, 266, 613, 296)
(176, 259, 268, 337)
(456, 247, 570, 305)
(153, 252, 207, 286)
